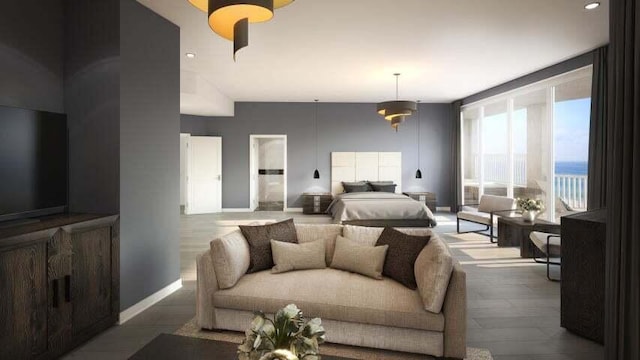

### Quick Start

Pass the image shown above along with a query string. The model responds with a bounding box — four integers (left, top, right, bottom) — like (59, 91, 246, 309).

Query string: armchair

(456, 195, 517, 242)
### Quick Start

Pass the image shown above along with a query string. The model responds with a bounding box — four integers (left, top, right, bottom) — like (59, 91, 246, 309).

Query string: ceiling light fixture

(584, 2, 600, 10)
(313, 99, 320, 179)
(185, 52, 196, 58)
(377, 73, 417, 132)
(187, 0, 295, 60)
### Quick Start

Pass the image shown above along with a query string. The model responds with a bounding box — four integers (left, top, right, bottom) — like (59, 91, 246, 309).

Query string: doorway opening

(249, 135, 287, 211)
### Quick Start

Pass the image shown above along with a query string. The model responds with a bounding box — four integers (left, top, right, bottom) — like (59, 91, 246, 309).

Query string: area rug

(175, 318, 492, 360)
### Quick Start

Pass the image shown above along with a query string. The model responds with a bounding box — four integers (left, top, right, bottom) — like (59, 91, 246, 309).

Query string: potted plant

(238, 304, 325, 360)
(516, 198, 544, 222)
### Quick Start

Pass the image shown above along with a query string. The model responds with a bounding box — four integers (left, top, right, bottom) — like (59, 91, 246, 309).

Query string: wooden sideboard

(561, 209, 606, 344)
(0, 214, 119, 359)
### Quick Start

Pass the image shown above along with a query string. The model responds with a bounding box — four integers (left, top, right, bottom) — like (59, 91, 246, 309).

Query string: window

(460, 67, 592, 221)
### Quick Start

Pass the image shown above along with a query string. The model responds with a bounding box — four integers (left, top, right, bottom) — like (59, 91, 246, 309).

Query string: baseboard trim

(286, 208, 303, 213)
(222, 208, 252, 213)
(119, 279, 182, 324)
(436, 206, 452, 212)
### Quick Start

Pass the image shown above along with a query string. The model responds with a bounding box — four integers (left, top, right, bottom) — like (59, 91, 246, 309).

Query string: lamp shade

(377, 101, 417, 121)
(274, 0, 294, 8)
(313, 169, 320, 179)
(415, 169, 422, 179)
(188, 0, 208, 11)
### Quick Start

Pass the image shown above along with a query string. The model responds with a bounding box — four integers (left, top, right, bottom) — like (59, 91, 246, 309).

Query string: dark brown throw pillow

(375, 227, 431, 289)
(239, 218, 298, 273)
(342, 181, 370, 193)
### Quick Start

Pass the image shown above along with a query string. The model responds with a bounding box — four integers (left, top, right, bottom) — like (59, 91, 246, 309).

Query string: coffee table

(130, 334, 352, 359)
(497, 216, 560, 258)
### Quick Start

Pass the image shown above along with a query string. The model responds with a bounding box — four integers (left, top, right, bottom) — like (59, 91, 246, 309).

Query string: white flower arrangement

(516, 198, 544, 212)
(238, 304, 325, 360)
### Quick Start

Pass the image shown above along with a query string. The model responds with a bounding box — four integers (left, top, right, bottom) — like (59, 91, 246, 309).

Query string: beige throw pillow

(330, 235, 388, 279)
(414, 236, 454, 313)
(210, 230, 251, 289)
(271, 239, 326, 274)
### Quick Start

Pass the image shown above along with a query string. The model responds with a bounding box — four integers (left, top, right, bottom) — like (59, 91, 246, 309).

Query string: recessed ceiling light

(185, 52, 196, 59)
(584, 2, 600, 10)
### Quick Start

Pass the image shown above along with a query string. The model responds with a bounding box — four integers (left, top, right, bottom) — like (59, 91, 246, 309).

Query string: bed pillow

(330, 235, 388, 279)
(271, 239, 326, 274)
(370, 183, 397, 193)
(342, 181, 370, 193)
(239, 218, 298, 273)
(375, 227, 431, 289)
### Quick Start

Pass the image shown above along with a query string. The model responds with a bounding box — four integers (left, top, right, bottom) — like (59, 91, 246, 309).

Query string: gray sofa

(196, 224, 467, 359)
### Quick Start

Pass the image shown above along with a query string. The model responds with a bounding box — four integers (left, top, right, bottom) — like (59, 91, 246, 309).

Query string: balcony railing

(554, 174, 588, 210)
(464, 154, 588, 210)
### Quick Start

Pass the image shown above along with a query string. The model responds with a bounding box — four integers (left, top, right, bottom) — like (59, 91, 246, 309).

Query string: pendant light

(415, 100, 423, 179)
(187, 0, 295, 60)
(377, 73, 417, 131)
(313, 99, 320, 179)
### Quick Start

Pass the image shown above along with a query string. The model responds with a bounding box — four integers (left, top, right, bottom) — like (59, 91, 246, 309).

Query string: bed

(327, 191, 437, 227)
(327, 152, 437, 227)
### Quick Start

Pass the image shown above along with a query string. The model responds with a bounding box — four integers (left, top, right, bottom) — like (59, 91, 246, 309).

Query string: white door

(186, 136, 222, 214)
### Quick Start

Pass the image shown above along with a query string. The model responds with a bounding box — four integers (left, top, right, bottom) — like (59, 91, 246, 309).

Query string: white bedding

(326, 192, 437, 226)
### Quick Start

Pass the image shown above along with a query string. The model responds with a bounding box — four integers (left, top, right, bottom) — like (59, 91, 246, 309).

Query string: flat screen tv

(0, 105, 68, 222)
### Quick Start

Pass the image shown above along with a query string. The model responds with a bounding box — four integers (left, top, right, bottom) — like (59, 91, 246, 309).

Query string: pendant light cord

(394, 73, 400, 100)
(417, 101, 420, 167)
(315, 99, 319, 169)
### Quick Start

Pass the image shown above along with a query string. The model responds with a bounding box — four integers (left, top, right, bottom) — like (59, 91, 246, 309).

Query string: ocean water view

(555, 161, 588, 175)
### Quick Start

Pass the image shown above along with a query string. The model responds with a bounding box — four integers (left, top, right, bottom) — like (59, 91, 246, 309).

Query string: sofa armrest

(196, 250, 220, 329)
(442, 263, 467, 359)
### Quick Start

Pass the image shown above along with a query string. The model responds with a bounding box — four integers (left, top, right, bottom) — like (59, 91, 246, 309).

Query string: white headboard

(331, 152, 402, 195)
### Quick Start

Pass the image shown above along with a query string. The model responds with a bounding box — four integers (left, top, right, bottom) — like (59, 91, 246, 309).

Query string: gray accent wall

(120, 0, 181, 309)
(65, 0, 120, 214)
(182, 102, 452, 208)
(0, 0, 64, 113)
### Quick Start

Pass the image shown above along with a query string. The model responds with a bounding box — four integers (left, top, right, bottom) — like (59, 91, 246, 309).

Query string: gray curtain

(605, 1, 640, 358)
(587, 46, 607, 210)
(450, 100, 462, 209)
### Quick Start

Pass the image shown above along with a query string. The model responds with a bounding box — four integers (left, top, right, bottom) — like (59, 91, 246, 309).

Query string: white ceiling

(137, 0, 609, 116)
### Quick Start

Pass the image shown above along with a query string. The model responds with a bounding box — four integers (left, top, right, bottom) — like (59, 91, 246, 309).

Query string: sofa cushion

(210, 230, 251, 289)
(295, 224, 344, 265)
(376, 227, 431, 289)
(239, 219, 298, 273)
(415, 237, 454, 313)
(343, 225, 434, 245)
(213, 268, 445, 332)
(330, 235, 388, 279)
(271, 239, 326, 274)
(342, 225, 383, 245)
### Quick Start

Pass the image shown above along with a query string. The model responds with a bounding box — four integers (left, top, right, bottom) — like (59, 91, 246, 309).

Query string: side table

(497, 216, 560, 258)
(302, 192, 333, 214)
(403, 192, 436, 213)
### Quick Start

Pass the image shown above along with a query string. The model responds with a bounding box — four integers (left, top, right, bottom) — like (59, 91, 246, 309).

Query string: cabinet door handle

(52, 279, 59, 308)
(64, 275, 71, 302)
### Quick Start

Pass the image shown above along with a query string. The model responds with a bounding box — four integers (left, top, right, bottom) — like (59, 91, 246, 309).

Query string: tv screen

(0, 106, 68, 221)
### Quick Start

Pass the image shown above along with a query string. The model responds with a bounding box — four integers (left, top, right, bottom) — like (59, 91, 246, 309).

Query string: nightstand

(302, 192, 333, 214)
(403, 192, 436, 212)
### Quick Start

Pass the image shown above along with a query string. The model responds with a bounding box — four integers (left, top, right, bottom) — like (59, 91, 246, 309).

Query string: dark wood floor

(63, 212, 604, 360)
